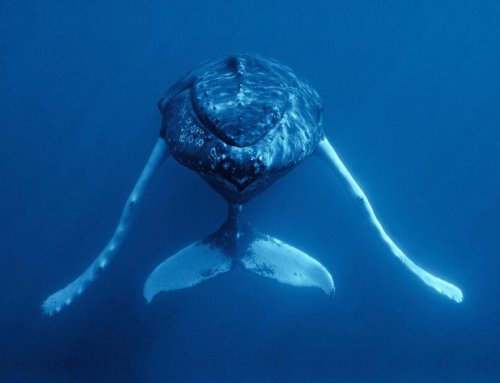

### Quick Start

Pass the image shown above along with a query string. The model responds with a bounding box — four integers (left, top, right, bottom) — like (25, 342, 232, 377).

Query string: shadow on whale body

(42, 53, 462, 316)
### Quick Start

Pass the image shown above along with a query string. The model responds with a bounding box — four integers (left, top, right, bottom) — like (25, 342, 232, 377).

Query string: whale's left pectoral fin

(42, 139, 170, 315)
(242, 234, 335, 295)
(316, 137, 463, 303)
(144, 241, 232, 303)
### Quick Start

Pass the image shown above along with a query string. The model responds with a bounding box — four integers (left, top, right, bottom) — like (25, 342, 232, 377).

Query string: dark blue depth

(1, 1, 499, 382)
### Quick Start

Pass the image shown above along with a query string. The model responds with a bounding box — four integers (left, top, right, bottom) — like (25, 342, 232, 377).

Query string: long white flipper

(42, 139, 170, 315)
(316, 138, 463, 303)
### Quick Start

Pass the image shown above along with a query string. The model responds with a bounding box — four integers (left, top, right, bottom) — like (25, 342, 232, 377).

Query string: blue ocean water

(1, 0, 499, 381)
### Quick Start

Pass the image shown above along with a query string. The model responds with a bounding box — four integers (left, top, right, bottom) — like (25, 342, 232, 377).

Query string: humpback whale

(42, 53, 463, 315)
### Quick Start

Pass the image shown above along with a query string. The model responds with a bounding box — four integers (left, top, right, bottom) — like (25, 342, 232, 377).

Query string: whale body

(42, 53, 462, 316)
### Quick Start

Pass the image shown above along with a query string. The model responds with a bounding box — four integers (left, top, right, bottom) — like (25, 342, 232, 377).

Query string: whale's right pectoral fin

(144, 241, 233, 303)
(242, 233, 335, 295)
(42, 138, 170, 315)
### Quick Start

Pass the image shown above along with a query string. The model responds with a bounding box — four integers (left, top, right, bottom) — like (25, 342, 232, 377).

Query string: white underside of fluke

(143, 232, 334, 303)
(242, 235, 334, 295)
(143, 242, 232, 303)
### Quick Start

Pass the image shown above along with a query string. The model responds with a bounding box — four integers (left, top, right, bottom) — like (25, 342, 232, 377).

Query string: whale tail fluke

(241, 232, 334, 295)
(143, 240, 233, 303)
(143, 214, 334, 303)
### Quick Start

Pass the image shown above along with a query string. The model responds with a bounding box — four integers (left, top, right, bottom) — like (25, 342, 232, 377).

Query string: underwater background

(1, 0, 499, 382)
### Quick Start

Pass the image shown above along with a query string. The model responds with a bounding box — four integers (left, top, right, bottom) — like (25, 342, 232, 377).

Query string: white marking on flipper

(316, 138, 463, 303)
(42, 139, 170, 315)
